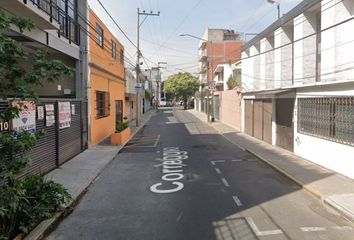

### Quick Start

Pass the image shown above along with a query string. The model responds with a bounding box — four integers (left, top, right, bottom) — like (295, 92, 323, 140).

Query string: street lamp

(267, 0, 281, 19)
(179, 33, 215, 122)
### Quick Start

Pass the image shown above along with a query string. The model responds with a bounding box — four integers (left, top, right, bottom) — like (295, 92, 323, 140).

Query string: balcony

(198, 49, 207, 62)
(1, 0, 60, 29)
(1, 0, 80, 45)
(199, 66, 208, 74)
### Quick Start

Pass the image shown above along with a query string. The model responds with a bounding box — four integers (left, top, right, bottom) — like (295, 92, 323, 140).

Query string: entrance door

(276, 99, 294, 151)
(115, 100, 123, 125)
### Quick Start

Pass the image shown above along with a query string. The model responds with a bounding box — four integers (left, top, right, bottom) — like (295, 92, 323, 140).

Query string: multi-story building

(197, 29, 244, 114)
(198, 29, 244, 90)
(88, 9, 125, 145)
(124, 68, 136, 123)
(0, 0, 88, 176)
(241, 0, 354, 179)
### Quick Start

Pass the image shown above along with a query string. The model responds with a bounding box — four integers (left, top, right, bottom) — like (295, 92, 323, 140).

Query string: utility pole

(136, 8, 160, 127)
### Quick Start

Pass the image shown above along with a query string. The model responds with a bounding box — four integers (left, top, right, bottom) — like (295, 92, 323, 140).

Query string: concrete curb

(204, 119, 354, 223)
(23, 111, 156, 240)
(324, 196, 354, 223)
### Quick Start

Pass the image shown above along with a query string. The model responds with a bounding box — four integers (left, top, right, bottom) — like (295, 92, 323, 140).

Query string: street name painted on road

(150, 147, 188, 194)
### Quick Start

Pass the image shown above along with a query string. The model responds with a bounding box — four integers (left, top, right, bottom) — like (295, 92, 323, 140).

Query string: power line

(96, 0, 138, 50)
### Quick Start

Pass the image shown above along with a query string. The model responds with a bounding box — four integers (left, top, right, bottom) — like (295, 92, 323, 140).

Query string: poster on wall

(71, 104, 75, 115)
(45, 104, 55, 127)
(12, 101, 36, 134)
(37, 106, 44, 120)
(58, 102, 71, 129)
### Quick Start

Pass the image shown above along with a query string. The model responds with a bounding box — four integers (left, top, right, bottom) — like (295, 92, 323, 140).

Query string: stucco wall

(219, 90, 242, 131)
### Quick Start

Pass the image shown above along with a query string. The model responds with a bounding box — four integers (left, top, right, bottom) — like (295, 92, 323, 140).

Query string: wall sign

(37, 106, 44, 120)
(12, 101, 36, 134)
(0, 121, 9, 132)
(45, 104, 55, 127)
(58, 102, 71, 129)
(71, 104, 75, 115)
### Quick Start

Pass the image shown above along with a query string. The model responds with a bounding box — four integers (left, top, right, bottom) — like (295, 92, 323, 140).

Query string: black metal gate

(214, 95, 220, 120)
(276, 98, 294, 151)
(0, 100, 85, 178)
(58, 101, 82, 165)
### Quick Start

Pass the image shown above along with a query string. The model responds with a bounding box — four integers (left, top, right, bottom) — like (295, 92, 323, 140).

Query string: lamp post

(267, 0, 280, 19)
(179, 33, 215, 122)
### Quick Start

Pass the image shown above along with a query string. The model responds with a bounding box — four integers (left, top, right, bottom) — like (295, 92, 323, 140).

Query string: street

(47, 108, 354, 240)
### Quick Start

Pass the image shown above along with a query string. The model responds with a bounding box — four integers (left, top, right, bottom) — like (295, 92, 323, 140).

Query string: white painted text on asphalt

(150, 147, 188, 194)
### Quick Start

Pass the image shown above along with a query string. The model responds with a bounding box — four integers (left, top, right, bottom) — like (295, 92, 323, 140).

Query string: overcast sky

(87, 0, 302, 79)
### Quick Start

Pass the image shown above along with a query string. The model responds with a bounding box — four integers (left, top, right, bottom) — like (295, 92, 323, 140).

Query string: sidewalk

(24, 110, 156, 240)
(188, 109, 354, 223)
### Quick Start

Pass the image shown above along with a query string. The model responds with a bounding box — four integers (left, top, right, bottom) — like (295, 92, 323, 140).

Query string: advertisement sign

(71, 104, 75, 115)
(58, 102, 71, 129)
(37, 106, 44, 120)
(12, 101, 36, 133)
(45, 104, 55, 127)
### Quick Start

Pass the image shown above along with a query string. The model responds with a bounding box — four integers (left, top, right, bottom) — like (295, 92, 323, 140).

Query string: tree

(226, 74, 240, 90)
(0, 11, 72, 239)
(163, 72, 199, 109)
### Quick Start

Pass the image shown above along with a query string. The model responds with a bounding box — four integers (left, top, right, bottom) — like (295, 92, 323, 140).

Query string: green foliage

(163, 72, 199, 102)
(226, 75, 240, 90)
(0, 176, 72, 239)
(0, 10, 73, 239)
(145, 89, 154, 101)
(116, 121, 128, 133)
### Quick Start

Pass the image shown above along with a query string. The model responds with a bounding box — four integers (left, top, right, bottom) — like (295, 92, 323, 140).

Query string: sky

(87, 0, 303, 79)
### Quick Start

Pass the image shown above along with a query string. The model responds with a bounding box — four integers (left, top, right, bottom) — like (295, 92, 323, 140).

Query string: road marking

(232, 195, 243, 206)
(231, 159, 243, 162)
(211, 160, 226, 165)
(245, 217, 283, 236)
(332, 226, 353, 231)
(215, 168, 221, 174)
(300, 227, 326, 232)
(221, 177, 230, 187)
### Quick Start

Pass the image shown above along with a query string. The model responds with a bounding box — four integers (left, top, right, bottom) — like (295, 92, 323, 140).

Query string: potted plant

(111, 117, 131, 145)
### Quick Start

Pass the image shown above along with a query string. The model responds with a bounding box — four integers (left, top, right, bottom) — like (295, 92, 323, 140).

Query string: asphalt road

(47, 108, 354, 240)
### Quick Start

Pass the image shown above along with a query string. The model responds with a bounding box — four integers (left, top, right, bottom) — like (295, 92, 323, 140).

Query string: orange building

(88, 10, 125, 145)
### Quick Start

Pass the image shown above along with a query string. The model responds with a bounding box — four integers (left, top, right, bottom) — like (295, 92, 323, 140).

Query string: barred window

(111, 40, 116, 59)
(298, 97, 354, 146)
(95, 23, 104, 48)
(96, 91, 110, 118)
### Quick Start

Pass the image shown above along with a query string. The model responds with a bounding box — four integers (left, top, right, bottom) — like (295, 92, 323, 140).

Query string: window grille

(298, 97, 354, 146)
(111, 40, 116, 59)
(96, 91, 110, 118)
(95, 24, 104, 47)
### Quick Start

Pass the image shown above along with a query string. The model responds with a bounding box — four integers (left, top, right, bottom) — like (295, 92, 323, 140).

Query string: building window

(120, 49, 124, 64)
(96, 91, 110, 118)
(298, 97, 354, 146)
(95, 23, 104, 47)
(111, 40, 116, 59)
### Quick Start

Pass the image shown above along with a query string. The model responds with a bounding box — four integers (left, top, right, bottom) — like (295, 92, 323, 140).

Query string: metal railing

(26, 0, 80, 45)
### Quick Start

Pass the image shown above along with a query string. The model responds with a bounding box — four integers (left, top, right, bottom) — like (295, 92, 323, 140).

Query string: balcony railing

(26, 0, 80, 45)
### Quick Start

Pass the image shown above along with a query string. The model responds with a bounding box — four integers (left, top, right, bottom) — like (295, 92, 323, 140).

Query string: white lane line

(215, 168, 222, 174)
(232, 195, 243, 206)
(332, 226, 353, 231)
(245, 217, 283, 237)
(221, 177, 230, 187)
(211, 160, 226, 165)
(231, 159, 243, 162)
(300, 227, 326, 232)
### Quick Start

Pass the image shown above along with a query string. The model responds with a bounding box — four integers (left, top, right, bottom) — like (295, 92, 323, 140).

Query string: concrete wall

(219, 90, 242, 131)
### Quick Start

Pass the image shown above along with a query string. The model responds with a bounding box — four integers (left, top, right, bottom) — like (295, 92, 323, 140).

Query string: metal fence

(298, 97, 354, 146)
(27, 0, 80, 45)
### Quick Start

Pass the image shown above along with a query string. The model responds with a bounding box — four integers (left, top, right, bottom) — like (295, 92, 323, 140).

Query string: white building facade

(241, 0, 354, 179)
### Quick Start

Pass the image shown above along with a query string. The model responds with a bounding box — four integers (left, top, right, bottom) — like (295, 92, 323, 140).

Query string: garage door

(244, 100, 253, 136)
